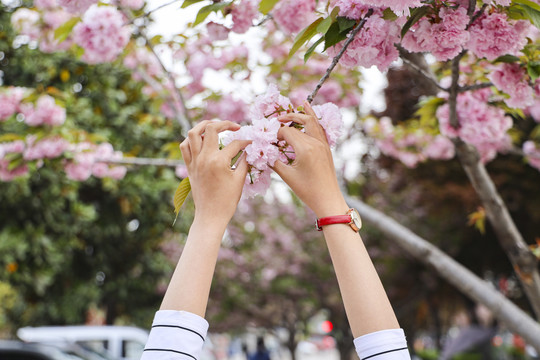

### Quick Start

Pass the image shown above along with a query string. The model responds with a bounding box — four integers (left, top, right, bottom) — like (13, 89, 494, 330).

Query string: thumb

(233, 151, 249, 180)
(271, 159, 293, 182)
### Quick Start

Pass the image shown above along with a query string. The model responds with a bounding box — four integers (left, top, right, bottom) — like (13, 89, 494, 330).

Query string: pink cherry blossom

(11, 8, 40, 40)
(327, 14, 400, 71)
(113, 0, 144, 10)
(488, 63, 534, 109)
(273, 0, 316, 34)
(205, 95, 248, 124)
(24, 137, 70, 160)
(523, 141, 540, 171)
(72, 6, 130, 64)
(312, 102, 343, 147)
(437, 90, 512, 162)
(24, 95, 66, 127)
(231, 0, 259, 34)
(467, 12, 530, 61)
(0, 88, 25, 121)
(250, 83, 293, 120)
(422, 135, 455, 160)
(34, 0, 57, 9)
(58, 0, 98, 14)
(207, 22, 230, 41)
(331, 0, 371, 20)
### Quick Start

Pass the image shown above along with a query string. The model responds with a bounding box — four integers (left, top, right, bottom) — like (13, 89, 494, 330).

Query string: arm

(273, 102, 400, 338)
(142, 120, 250, 359)
(161, 120, 250, 315)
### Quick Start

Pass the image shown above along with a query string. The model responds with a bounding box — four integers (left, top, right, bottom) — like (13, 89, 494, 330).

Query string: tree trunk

(346, 195, 540, 352)
(454, 141, 540, 318)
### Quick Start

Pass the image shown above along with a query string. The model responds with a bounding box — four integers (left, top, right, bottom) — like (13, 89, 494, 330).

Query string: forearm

(320, 200, 399, 338)
(159, 216, 226, 317)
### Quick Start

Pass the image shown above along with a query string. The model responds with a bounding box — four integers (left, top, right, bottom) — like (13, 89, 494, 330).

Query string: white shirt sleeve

(354, 329, 411, 360)
(141, 310, 209, 360)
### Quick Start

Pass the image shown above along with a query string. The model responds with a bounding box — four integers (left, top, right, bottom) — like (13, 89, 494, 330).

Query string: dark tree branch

(307, 9, 374, 104)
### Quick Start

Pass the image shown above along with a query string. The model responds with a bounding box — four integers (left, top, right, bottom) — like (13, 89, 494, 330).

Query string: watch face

(349, 209, 362, 232)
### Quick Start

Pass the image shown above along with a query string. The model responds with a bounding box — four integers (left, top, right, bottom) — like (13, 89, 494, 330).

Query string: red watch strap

(316, 215, 351, 231)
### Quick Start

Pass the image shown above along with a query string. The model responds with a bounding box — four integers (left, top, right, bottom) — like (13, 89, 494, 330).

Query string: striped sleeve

(141, 310, 209, 360)
(354, 329, 411, 360)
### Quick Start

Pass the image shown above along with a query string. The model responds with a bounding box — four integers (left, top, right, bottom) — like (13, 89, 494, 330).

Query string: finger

(179, 139, 192, 165)
(271, 158, 293, 181)
(303, 100, 318, 117)
(278, 113, 326, 143)
(277, 125, 307, 150)
(187, 120, 211, 156)
(222, 139, 252, 159)
(233, 151, 249, 179)
(203, 121, 241, 152)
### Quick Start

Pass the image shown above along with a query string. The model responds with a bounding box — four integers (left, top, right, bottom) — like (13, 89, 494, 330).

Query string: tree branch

(458, 82, 493, 92)
(447, 50, 540, 318)
(97, 157, 184, 167)
(398, 51, 447, 92)
(307, 9, 374, 104)
(345, 194, 540, 352)
(123, 9, 193, 135)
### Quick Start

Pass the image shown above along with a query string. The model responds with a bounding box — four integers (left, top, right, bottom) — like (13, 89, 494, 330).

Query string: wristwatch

(316, 208, 362, 232)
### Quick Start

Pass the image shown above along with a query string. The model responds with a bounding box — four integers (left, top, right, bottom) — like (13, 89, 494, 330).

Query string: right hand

(272, 101, 349, 218)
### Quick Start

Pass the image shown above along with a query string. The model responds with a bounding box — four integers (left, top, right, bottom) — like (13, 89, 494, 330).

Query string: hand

(272, 101, 349, 218)
(180, 120, 251, 225)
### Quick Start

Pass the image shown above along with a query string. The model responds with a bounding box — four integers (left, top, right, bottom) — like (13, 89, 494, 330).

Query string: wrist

(191, 213, 229, 237)
(313, 196, 350, 218)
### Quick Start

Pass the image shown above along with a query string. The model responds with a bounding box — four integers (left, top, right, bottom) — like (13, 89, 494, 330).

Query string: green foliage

(0, 9, 189, 329)
(193, 2, 231, 26)
(173, 177, 191, 222)
(259, 0, 280, 15)
(401, 6, 429, 38)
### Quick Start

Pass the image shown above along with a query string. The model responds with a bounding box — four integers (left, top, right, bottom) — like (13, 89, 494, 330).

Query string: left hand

(180, 120, 251, 226)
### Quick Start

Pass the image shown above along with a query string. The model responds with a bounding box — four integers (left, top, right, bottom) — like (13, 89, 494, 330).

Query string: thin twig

(459, 82, 493, 92)
(400, 55, 447, 92)
(98, 157, 184, 167)
(122, 9, 193, 134)
(126, 0, 182, 25)
(307, 9, 374, 104)
(466, 4, 487, 30)
(256, 14, 273, 27)
(448, 52, 466, 129)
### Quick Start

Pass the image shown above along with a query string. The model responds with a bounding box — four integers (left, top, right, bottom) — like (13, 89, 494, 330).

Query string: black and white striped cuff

(142, 310, 209, 359)
(354, 328, 410, 360)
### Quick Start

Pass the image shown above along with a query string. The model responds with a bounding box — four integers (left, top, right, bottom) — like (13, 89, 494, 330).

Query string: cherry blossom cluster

(364, 117, 455, 168)
(0, 136, 127, 182)
(437, 88, 513, 162)
(223, 85, 343, 198)
(488, 63, 534, 109)
(0, 88, 65, 127)
(64, 142, 127, 181)
(11, 2, 131, 63)
(329, 1, 532, 72)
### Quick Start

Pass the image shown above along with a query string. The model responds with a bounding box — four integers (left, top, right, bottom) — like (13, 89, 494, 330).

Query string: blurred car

(0, 340, 86, 360)
(17, 326, 147, 360)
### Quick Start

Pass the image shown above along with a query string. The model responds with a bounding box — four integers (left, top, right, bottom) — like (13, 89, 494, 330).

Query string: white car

(17, 326, 148, 360)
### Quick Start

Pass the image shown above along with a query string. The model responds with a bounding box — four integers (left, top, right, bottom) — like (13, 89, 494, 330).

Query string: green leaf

(514, 0, 540, 12)
(516, 3, 540, 28)
(304, 36, 324, 62)
(414, 97, 445, 128)
(527, 61, 540, 81)
(323, 21, 348, 50)
(383, 8, 398, 21)
(259, 0, 280, 15)
(173, 177, 191, 223)
(401, 6, 429, 38)
(317, 6, 340, 33)
(337, 16, 356, 32)
(494, 54, 521, 63)
(193, 2, 230, 27)
(0, 133, 23, 142)
(54, 17, 80, 43)
(181, 0, 204, 8)
(289, 17, 323, 58)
